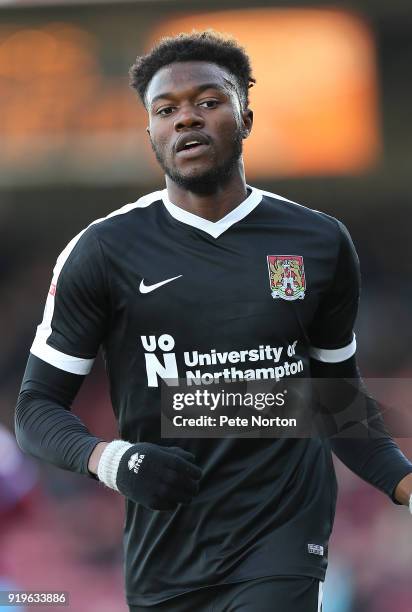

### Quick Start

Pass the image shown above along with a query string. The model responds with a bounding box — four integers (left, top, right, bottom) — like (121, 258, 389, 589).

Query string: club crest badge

(267, 255, 306, 301)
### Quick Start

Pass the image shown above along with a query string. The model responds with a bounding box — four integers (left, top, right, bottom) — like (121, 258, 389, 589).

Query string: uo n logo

(141, 334, 179, 387)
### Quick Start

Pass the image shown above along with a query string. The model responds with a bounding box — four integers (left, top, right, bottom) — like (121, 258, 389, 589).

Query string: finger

(168, 455, 202, 480)
(162, 468, 200, 497)
(166, 486, 197, 506)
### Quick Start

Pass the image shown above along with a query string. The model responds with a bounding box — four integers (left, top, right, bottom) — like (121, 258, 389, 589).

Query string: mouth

(176, 142, 210, 159)
(175, 133, 211, 159)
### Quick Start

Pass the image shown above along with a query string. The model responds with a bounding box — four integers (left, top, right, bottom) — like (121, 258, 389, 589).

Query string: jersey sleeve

(30, 225, 109, 375)
(16, 354, 103, 478)
(308, 220, 360, 363)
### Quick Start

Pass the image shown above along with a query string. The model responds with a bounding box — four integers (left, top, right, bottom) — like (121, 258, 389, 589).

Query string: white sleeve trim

(309, 334, 356, 363)
(30, 339, 95, 375)
(97, 440, 133, 491)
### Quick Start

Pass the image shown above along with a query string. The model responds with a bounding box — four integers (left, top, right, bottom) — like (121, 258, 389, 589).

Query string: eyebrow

(149, 82, 230, 108)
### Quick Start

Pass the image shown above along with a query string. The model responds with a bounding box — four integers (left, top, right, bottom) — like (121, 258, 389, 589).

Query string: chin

(169, 165, 216, 184)
(178, 162, 215, 179)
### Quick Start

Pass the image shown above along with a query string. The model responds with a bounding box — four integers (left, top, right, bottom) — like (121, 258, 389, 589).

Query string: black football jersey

(30, 186, 359, 606)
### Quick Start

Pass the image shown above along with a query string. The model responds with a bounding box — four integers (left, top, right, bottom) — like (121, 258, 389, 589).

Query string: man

(15, 31, 412, 611)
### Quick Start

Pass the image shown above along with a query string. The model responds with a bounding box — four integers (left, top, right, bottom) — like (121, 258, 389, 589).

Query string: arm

(16, 355, 201, 510)
(311, 355, 412, 505)
(15, 355, 201, 509)
(394, 474, 412, 506)
(15, 226, 109, 476)
(15, 226, 201, 508)
(15, 355, 103, 477)
(308, 219, 412, 506)
(88, 442, 109, 475)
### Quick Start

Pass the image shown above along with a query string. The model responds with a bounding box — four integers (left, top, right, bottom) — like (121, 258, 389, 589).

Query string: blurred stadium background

(1, 0, 412, 610)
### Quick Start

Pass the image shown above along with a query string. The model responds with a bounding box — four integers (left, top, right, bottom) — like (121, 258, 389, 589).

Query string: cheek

(149, 122, 171, 150)
(153, 134, 173, 162)
(215, 114, 241, 144)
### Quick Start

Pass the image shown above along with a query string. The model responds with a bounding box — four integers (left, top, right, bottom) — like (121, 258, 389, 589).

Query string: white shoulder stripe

(259, 187, 321, 215)
(309, 335, 357, 363)
(31, 190, 162, 374)
(53, 190, 163, 279)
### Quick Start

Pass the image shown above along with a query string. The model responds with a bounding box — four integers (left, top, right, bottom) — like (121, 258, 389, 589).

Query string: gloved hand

(97, 440, 202, 510)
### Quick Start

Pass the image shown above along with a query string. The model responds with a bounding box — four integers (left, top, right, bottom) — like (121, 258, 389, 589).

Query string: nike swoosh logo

(139, 275, 182, 294)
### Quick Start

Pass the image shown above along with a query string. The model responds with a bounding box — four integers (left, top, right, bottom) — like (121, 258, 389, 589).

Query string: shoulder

(90, 189, 164, 235)
(54, 190, 164, 270)
(254, 186, 346, 240)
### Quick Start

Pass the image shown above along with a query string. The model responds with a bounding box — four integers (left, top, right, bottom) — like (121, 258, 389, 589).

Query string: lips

(175, 132, 210, 153)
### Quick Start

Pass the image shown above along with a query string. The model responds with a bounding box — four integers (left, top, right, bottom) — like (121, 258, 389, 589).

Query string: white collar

(161, 185, 262, 239)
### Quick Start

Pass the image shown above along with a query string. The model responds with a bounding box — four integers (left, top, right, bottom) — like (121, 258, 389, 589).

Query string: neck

(165, 164, 248, 222)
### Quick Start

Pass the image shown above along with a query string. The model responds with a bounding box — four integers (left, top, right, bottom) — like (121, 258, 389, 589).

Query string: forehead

(146, 61, 236, 105)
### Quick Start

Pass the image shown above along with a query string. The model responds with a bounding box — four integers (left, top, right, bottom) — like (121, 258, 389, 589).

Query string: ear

(241, 108, 253, 139)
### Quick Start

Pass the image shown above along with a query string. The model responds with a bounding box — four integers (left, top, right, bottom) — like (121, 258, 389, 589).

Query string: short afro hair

(129, 29, 255, 109)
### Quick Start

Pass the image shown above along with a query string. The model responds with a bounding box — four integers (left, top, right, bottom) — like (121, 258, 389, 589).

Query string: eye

(198, 100, 219, 109)
(156, 106, 175, 116)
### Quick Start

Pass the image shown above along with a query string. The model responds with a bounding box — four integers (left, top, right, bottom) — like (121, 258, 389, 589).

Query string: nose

(174, 104, 204, 131)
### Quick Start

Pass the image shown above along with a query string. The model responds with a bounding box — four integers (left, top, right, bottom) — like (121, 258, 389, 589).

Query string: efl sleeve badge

(267, 255, 306, 301)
